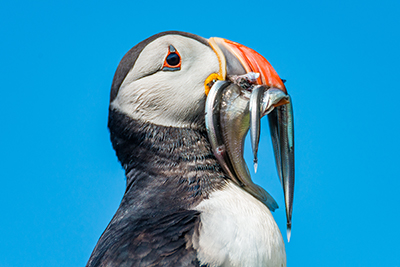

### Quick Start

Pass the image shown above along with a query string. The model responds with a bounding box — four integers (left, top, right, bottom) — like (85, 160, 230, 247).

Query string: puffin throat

(108, 109, 227, 208)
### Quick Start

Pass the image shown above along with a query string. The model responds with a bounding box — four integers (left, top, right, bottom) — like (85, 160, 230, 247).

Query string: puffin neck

(108, 109, 227, 208)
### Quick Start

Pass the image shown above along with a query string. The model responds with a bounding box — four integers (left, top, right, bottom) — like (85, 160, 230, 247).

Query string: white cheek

(194, 182, 286, 267)
(111, 71, 206, 127)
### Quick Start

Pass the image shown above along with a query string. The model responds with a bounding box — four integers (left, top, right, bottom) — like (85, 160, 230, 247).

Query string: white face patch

(111, 35, 220, 128)
(194, 182, 286, 267)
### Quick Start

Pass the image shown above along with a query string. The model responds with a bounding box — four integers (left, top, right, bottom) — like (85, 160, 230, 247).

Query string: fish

(205, 80, 278, 210)
(205, 78, 295, 240)
(249, 85, 263, 173)
(268, 97, 294, 241)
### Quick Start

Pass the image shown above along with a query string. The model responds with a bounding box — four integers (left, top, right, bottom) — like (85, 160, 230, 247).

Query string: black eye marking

(163, 45, 181, 71)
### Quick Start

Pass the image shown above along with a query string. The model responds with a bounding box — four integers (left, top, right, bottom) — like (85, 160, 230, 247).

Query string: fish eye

(163, 45, 181, 71)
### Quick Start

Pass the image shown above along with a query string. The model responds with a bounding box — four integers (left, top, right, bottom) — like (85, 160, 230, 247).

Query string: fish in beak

(205, 37, 295, 241)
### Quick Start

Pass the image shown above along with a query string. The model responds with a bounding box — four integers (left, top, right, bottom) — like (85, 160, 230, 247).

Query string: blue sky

(1, 0, 399, 266)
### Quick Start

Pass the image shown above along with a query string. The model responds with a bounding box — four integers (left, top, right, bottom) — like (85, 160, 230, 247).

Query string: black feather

(86, 110, 227, 266)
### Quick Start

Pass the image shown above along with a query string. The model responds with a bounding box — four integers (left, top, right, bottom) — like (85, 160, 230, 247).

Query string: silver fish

(249, 86, 290, 173)
(249, 85, 263, 173)
(205, 80, 295, 241)
(206, 81, 278, 210)
(268, 96, 294, 241)
(205, 80, 242, 186)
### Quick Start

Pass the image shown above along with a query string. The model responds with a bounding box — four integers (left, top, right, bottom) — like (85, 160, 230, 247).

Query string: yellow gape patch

(204, 73, 222, 95)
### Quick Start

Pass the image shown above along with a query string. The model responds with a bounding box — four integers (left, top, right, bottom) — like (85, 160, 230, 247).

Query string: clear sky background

(1, 0, 399, 266)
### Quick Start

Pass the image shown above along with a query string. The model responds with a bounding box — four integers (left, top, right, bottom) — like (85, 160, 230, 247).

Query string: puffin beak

(205, 38, 295, 241)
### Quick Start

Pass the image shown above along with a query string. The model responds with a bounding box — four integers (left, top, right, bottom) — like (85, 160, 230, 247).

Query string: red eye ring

(163, 45, 181, 71)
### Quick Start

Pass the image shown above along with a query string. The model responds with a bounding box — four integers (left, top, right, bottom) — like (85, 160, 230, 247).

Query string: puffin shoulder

(86, 209, 202, 267)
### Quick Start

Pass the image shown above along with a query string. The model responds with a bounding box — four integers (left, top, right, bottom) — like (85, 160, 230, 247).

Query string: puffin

(86, 31, 295, 267)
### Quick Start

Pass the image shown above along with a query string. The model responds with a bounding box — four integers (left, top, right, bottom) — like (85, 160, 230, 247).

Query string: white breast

(194, 182, 286, 267)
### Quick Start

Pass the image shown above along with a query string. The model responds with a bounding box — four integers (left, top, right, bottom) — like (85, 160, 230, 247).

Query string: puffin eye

(166, 53, 180, 66)
(163, 45, 181, 71)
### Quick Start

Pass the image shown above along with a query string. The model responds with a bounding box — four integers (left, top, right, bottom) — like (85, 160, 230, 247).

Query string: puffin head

(109, 31, 285, 128)
(108, 31, 294, 240)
